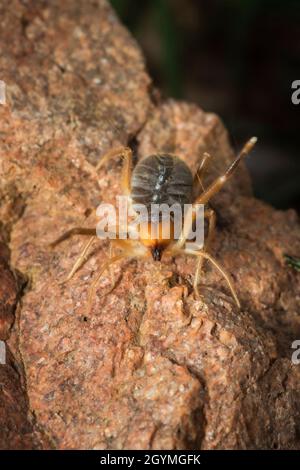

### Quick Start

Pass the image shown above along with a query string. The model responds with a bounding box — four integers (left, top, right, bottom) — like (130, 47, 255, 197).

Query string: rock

(0, 242, 17, 340)
(0, 360, 39, 450)
(1, 0, 300, 450)
(0, 241, 43, 449)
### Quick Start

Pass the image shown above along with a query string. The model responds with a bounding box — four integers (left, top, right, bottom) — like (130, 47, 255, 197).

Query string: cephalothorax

(51, 137, 257, 311)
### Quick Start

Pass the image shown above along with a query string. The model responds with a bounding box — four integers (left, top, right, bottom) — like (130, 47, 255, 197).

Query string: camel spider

(51, 137, 257, 311)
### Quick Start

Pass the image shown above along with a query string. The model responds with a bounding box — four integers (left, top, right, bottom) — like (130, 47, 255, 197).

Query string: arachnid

(51, 137, 257, 311)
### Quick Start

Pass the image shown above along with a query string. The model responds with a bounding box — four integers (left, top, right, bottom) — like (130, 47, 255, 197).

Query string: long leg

(107, 238, 134, 284)
(50, 222, 132, 282)
(195, 137, 257, 205)
(193, 152, 212, 194)
(175, 137, 257, 249)
(50, 227, 96, 248)
(184, 248, 240, 308)
(59, 234, 135, 283)
(86, 239, 146, 314)
(96, 146, 133, 195)
(50, 227, 97, 282)
(193, 155, 215, 289)
(193, 154, 215, 291)
(86, 254, 125, 314)
(108, 242, 115, 284)
(51, 146, 133, 284)
(64, 236, 96, 283)
(194, 208, 216, 296)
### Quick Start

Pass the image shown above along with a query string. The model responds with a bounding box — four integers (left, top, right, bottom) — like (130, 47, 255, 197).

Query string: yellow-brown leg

(193, 152, 212, 193)
(50, 222, 134, 283)
(50, 227, 97, 282)
(107, 238, 134, 285)
(174, 137, 257, 250)
(192, 154, 215, 294)
(65, 236, 96, 283)
(86, 254, 125, 314)
(195, 137, 257, 205)
(51, 146, 135, 291)
(96, 146, 133, 195)
(108, 242, 115, 284)
(86, 239, 147, 314)
(50, 227, 96, 248)
(184, 248, 240, 308)
(194, 208, 216, 296)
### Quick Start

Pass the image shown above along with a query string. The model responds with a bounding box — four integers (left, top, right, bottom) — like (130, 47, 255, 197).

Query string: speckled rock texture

(1, 0, 300, 450)
(0, 241, 43, 449)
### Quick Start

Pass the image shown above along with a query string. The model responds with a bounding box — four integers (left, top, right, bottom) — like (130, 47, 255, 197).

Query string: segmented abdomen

(131, 154, 193, 210)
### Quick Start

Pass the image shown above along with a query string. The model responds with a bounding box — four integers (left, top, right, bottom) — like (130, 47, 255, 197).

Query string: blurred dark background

(110, 0, 300, 212)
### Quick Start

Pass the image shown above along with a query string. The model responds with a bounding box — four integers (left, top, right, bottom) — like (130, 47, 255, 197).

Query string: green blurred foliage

(110, 0, 300, 99)
(110, 0, 300, 211)
(285, 255, 300, 272)
(111, 0, 183, 97)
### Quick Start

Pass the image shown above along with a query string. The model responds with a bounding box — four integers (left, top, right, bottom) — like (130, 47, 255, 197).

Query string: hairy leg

(50, 228, 97, 282)
(50, 223, 132, 282)
(96, 146, 133, 195)
(193, 151, 212, 194)
(65, 236, 96, 283)
(195, 137, 257, 205)
(51, 146, 135, 287)
(50, 227, 96, 248)
(174, 137, 257, 250)
(183, 248, 240, 308)
(194, 208, 216, 296)
(86, 239, 147, 314)
(86, 254, 125, 315)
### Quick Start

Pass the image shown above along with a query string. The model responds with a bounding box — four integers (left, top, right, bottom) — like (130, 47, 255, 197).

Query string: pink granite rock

(0, 0, 299, 450)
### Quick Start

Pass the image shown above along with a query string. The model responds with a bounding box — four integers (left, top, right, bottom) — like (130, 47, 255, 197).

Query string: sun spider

(51, 137, 257, 311)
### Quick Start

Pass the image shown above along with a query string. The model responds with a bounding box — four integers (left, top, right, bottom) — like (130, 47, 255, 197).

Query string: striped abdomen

(131, 154, 193, 211)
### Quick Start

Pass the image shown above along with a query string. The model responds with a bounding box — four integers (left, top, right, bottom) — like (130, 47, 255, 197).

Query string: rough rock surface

(0, 240, 41, 449)
(1, 0, 300, 450)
